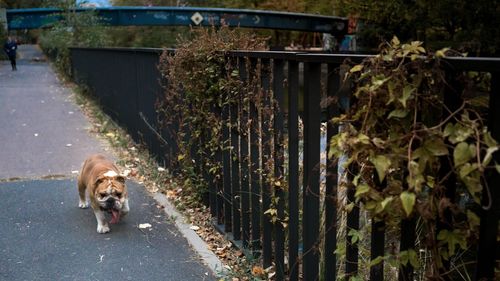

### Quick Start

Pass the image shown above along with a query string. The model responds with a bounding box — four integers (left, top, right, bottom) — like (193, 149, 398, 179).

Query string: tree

(334, 0, 500, 56)
(0, 0, 46, 8)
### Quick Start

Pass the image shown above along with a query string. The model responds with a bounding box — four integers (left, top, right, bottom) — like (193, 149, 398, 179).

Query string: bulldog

(77, 154, 129, 233)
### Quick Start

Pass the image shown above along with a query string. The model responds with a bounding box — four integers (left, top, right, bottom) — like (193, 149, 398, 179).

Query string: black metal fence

(70, 47, 499, 281)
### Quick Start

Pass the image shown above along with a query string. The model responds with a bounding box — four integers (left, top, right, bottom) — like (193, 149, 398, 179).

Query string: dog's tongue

(110, 209, 120, 224)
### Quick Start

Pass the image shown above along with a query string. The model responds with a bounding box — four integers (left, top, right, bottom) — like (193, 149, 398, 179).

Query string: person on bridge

(3, 37, 18, 71)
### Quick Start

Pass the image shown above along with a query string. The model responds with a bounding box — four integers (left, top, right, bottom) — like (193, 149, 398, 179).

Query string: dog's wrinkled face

(94, 170, 127, 213)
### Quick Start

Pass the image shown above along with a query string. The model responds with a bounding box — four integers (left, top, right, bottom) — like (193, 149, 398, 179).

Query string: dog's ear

(116, 175, 126, 184)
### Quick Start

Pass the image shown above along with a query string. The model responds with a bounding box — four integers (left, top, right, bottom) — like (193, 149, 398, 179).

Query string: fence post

(261, 58, 273, 267)
(437, 69, 462, 279)
(273, 58, 286, 280)
(344, 65, 359, 279)
(399, 217, 416, 281)
(239, 57, 251, 249)
(222, 98, 233, 233)
(287, 60, 300, 281)
(325, 63, 340, 281)
(207, 105, 218, 219)
(230, 57, 242, 241)
(302, 61, 321, 280)
(249, 57, 262, 253)
(475, 71, 500, 280)
(214, 105, 225, 226)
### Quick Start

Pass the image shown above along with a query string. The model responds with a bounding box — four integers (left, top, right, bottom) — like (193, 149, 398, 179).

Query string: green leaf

(388, 109, 409, 119)
(350, 64, 364, 73)
(448, 124, 474, 144)
(399, 85, 414, 108)
(424, 138, 449, 156)
(334, 245, 346, 256)
(372, 137, 386, 148)
(426, 176, 435, 189)
(437, 229, 467, 257)
(484, 131, 498, 148)
(230, 69, 239, 77)
(365, 201, 377, 210)
(386, 81, 396, 105)
(435, 47, 450, 58)
(458, 163, 478, 179)
(400, 250, 409, 266)
(482, 146, 498, 166)
(370, 75, 390, 90)
(349, 276, 364, 281)
(462, 175, 482, 197)
(348, 229, 361, 244)
(370, 155, 392, 181)
(345, 202, 355, 213)
(380, 196, 393, 211)
(355, 183, 370, 198)
(357, 133, 371, 144)
(467, 210, 480, 229)
(264, 208, 277, 216)
(408, 249, 420, 269)
(443, 123, 455, 138)
(391, 36, 400, 47)
(400, 249, 419, 269)
(453, 142, 476, 167)
(369, 256, 384, 267)
(400, 191, 416, 217)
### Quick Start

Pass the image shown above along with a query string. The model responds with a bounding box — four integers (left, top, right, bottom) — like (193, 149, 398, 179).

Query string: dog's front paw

(78, 200, 89, 209)
(121, 199, 130, 217)
(97, 224, 110, 234)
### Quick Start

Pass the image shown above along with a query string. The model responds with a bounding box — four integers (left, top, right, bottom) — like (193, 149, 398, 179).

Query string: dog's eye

(99, 192, 107, 198)
(116, 192, 122, 197)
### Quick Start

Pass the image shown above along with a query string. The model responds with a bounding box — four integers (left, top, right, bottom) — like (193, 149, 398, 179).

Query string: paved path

(0, 45, 108, 179)
(0, 45, 215, 281)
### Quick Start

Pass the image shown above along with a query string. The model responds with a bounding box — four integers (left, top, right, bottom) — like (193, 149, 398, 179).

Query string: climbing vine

(329, 37, 498, 278)
(157, 25, 267, 202)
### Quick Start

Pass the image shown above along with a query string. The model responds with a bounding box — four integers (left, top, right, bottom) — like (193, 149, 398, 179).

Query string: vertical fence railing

(238, 57, 251, 250)
(70, 47, 500, 281)
(302, 60, 322, 280)
(325, 62, 340, 281)
(287, 59, 300, 281)
(273, 57, 286, 280)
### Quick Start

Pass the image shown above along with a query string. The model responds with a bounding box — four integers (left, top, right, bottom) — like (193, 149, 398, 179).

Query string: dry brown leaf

(252, 266, 265, 276)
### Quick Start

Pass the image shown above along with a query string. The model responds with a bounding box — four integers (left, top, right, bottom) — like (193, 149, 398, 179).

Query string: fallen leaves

(138, 223, 152, 229)
(251, 266, 265, 276)
(189, 225, 200, 231)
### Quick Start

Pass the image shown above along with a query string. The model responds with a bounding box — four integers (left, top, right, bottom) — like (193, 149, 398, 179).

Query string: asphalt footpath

(0, 45, 216, 281)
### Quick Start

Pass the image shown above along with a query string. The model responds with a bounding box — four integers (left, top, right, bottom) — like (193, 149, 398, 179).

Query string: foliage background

(2, 0, 499, 56)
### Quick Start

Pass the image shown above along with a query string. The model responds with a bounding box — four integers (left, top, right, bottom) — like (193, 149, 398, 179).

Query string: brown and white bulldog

(77, 154, 129, 233)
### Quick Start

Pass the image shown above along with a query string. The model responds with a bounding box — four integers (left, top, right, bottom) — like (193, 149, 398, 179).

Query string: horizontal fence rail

(70, 47, 500, 280)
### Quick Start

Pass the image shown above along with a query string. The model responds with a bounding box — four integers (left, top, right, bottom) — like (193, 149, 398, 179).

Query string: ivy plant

(157, 25, 267, 201)
(329, 37, 498, 278)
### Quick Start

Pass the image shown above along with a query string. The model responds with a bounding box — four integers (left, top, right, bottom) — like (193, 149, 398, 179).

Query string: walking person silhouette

(3, 37, 17, 71)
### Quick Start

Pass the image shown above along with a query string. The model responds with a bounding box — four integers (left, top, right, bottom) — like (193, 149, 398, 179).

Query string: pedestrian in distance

(3, 37, 18, 71)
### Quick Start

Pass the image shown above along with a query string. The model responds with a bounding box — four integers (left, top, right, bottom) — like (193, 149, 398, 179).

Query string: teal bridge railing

(6, 6, 347, 37)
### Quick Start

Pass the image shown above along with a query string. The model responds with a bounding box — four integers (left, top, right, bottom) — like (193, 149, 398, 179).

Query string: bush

(329, 37, 496, 279)
(38, 9, 110, 75)
(157, 25, 267, 201)
(0, 23, 7, 60)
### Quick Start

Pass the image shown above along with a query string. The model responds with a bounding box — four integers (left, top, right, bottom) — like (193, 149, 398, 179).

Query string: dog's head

(94, 170, 127, 212)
